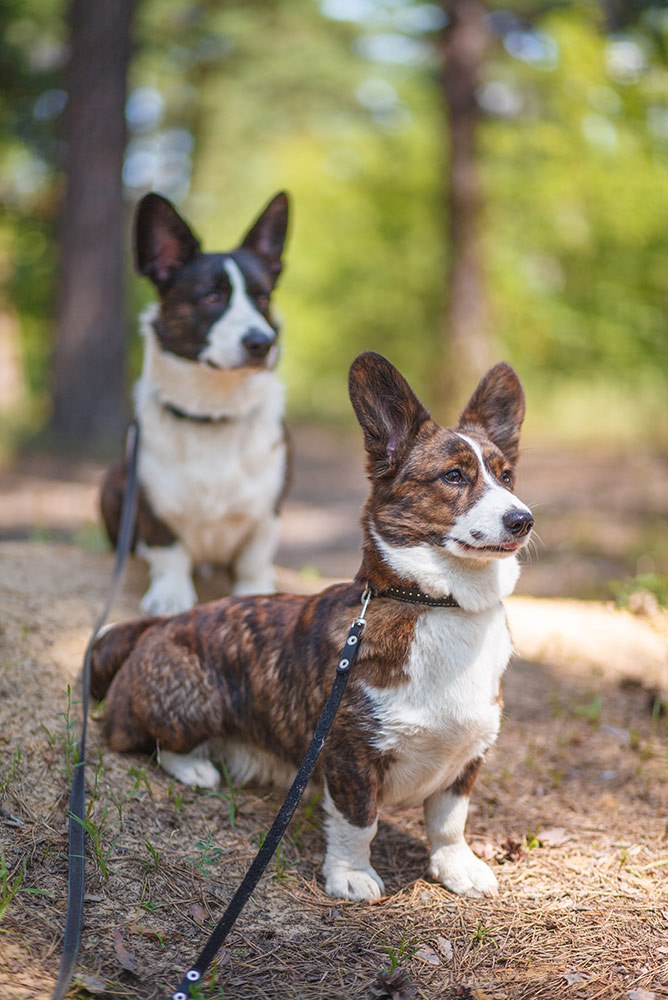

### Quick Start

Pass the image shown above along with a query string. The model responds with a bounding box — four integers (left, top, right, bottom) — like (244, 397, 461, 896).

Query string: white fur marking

(137, 541, 196, 614)
(446, 433, 532, 560)
(425, 790, 498, 896)
(199, 259, 277, 370)
(322, 787, 384, 901)
(159, 745, 221, 789)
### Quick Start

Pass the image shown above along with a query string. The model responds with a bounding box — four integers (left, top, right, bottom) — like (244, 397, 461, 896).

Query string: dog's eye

(255, 294, 269, 310)
(443, 469, 463, 484)
(203, 291, 223, 305)
(500, 470, 513, 485)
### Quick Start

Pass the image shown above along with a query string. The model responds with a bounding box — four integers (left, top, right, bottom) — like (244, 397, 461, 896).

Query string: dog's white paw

(159, 749, 220, 789)
(428, 842, 499, 898)
(324, 863, 385, 902)
(140, 575, 197, 615)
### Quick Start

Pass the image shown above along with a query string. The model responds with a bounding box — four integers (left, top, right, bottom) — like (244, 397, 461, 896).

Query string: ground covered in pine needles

(0, 541, 666, 1000)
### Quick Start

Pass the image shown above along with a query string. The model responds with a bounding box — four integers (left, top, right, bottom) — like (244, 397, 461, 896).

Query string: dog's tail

(90, 617, 157, 701)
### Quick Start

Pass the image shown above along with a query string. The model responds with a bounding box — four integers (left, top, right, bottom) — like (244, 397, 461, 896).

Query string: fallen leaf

(75, 973, 107, 994)
(414, 945, 440, 966)
(627, 991, 655, 1000)
(436, 936, 454, 962)
(190, 902, 207, 925)
(539, 827, 572, 848)
(471, 840, 495, 862)
(125, 922, 167, 940)
(113, 929, 137, 974)
(563, 971, 589, 986)
(499, 836, 524, 862)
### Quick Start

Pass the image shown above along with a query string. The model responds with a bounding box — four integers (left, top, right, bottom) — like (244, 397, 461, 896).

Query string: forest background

(1, 0, 668, 453)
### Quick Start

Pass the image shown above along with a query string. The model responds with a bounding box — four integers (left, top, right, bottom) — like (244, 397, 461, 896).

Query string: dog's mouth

(451, 538, 522, 555)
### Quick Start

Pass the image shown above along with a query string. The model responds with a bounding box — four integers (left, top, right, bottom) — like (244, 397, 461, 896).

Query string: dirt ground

(0, 430, 667, 1000)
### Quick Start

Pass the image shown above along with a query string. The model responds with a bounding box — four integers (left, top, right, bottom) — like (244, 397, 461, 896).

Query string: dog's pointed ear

(133, 193, 201, 291)
(349, 352, 430, 478)
(240, 192, 289, 282)
(458, 362, 525, 465)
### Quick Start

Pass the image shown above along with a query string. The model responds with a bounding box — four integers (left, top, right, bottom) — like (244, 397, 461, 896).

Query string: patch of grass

(379, 933, 421, 973)
(610, 572, 668, 609)
(573, 694, 602, 722)
(187, 833, 225, 875)
(71, 811, 116, 881)
(144, 839, 160, 872)
(0, 849, 51, 923)
(0, 744, 21, 794)
(128, 764, 152, 797)
(472, 921, 498, 948)
(256, 832, 297, 882)
(205, 759, 238, 827)
(169, 780, 185, 816)
(40, 685, 80, 779)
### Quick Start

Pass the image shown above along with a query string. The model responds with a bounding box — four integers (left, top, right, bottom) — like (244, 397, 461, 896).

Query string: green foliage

(611, 572, 668, 608)
(2, 1, 668, 441)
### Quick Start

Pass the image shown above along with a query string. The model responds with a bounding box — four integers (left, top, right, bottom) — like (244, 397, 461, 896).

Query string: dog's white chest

(365, 605, 511, 808)
(137, 382, 286, 565)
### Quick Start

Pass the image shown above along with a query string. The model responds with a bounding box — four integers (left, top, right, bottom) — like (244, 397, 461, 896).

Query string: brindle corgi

(91, 352, 533, 901)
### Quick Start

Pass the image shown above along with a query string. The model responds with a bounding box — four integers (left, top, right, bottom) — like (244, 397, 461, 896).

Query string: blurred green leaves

(1, 0, 668, 440)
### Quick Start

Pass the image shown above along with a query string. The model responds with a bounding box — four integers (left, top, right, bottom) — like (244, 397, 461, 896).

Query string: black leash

(170, 587, 373, 1000)
(51, 421, 141, 1000)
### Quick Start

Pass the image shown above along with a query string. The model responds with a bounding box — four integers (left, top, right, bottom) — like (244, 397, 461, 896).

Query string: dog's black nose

(242, 329, 274, 360)
(503, 509, 534, 537)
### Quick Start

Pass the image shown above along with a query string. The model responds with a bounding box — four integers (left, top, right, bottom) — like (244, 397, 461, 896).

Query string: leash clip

(354, 585, 372, 628)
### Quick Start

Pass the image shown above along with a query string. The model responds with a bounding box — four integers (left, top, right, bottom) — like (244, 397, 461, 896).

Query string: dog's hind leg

(90, 616, 159, 701)
(158, 745, 220, 789)
(101, 626, 224, 777)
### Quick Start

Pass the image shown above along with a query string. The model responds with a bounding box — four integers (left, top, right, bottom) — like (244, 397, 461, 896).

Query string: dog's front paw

(323, 863, 385, 902)
(140, 576, 197, 615)
(428, 842, 499, 898)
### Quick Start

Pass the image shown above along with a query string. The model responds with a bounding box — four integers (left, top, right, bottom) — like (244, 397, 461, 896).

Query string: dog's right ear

(349, 352, 430, 478)
(133, 193, 201, 291)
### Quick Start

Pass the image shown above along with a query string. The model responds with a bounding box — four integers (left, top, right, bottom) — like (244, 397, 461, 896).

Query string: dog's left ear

(349, 352, 431, 478)
(240, 192, 289, 282)
(458, 362, 525, 466)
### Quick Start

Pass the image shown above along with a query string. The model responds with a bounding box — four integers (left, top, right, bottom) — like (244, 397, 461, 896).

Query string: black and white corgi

(100, 191, 290, 614)
(92, 352, 534, 901)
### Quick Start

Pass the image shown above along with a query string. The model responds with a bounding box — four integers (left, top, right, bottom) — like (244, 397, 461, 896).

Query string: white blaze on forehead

(446, 432, 532, 554)
(454, 433, 499, 489)
(199, 257, 276, 368)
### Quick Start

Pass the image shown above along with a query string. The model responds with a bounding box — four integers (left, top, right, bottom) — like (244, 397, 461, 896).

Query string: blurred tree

(50, 0, 133, 449)
(438, 0, 493, 403)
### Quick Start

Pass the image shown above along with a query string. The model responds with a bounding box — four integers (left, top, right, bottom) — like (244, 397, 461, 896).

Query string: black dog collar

(374, 585, 460, 608)
(163, 402, 234, 424)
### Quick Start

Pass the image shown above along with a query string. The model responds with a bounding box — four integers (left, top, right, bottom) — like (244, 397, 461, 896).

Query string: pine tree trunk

(438, 0, 492, 405)
(50, 0, 133, 450)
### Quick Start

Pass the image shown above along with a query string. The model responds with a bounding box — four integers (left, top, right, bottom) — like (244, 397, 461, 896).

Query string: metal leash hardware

(51, 421, 141, 1000)
(170, 586, 373, 1000)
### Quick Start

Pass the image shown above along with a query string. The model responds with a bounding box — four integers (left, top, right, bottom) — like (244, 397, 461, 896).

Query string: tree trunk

(50, 0, 133, 450)
(437, 0, 492, 406)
